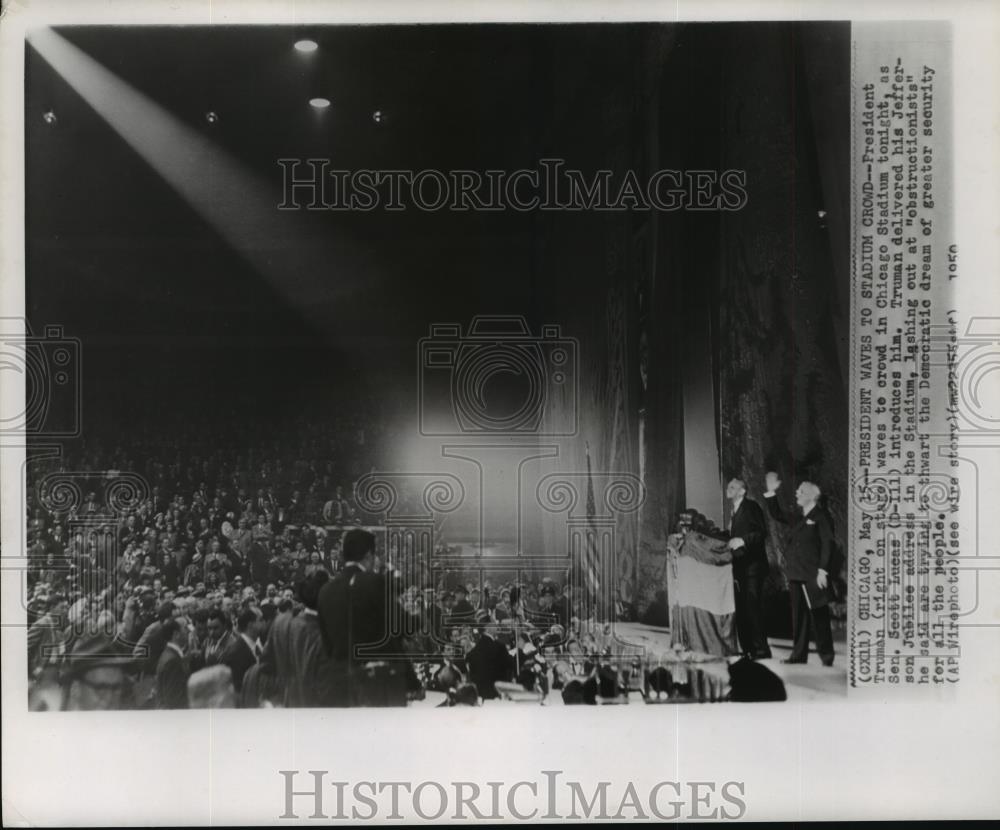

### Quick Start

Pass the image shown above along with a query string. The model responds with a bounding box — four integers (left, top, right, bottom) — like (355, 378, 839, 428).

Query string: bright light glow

(309, 97, 331, 109)
(25, 27, 373, 329)
(294, 39, 318, 53)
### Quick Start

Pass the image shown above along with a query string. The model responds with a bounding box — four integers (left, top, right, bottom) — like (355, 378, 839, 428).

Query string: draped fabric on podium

(666, 532, 739, 657)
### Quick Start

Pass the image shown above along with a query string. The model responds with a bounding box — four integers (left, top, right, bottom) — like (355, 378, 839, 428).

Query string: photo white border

(2, 1, 997, 824)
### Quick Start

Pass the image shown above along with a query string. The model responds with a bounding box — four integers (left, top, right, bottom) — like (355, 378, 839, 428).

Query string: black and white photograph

(2, 0, 997, 824)
(20, 19, 852, 712)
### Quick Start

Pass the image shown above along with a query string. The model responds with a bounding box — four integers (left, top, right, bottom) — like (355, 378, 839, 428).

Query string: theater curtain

(532, 24, 848, 620)
(715, 25, 850, 590)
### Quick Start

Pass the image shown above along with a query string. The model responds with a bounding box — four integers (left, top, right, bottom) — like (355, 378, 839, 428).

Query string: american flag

(582, 442, 602, 617)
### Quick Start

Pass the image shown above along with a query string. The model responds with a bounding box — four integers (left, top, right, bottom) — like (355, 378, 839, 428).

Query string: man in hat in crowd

(316, 528, 402, 706)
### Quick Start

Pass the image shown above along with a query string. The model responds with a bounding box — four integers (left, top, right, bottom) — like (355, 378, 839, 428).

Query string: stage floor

(413, 622, 848, 706)
(611, 622, 848, 701)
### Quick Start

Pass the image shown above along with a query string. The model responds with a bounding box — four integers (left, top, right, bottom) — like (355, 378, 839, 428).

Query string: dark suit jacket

(221, 635, 257, 694)
(728, 497, 769, 578)
(764, 495, 834, 607)
(451, 599, 474, 619)
(317, 563, 396, 663)
(260, 610, 335, 707)
(155, 645, 190, 709)
(465, 634, 513, 700)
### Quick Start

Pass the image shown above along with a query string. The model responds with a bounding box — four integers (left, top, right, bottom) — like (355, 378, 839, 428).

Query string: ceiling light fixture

(294, 39, 318, 53)
(309, 97, 331, 109)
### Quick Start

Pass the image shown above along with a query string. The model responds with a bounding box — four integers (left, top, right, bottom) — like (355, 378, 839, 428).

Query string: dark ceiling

(24, 23, 657, 425)
(25, 25, 646, 342)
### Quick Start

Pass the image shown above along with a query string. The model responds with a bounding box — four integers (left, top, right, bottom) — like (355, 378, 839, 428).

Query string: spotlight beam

(27, 27, 377, 335)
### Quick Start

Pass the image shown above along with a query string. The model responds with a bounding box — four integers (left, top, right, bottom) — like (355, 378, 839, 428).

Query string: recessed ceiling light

(295, 39, 318, 53)
(205, 111, 219, 125)
(42, 110, 57, 125)
(309, 97, 331, 109)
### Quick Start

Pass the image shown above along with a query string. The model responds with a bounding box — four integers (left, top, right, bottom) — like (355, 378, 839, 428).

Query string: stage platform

(609, 622, 847, 702)
(412, 622, 847, 706)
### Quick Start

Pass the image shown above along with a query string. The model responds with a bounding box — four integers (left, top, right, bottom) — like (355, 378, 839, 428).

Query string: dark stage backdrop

(532, 23, 849, 622)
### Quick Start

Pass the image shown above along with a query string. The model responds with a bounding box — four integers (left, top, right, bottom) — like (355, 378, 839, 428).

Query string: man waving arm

(762, 472, 790, 524)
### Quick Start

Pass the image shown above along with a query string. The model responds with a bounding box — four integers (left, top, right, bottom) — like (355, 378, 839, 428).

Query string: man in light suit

(763, 472, 835, 666)
(725, 478, 771, 659)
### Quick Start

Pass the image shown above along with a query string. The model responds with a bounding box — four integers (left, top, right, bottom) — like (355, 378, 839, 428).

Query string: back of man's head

(187, 665, 235, 709)
(160, 618, 181, 644)
(297, 570, 330, 610)
(236, 606, 260, 634)
(342, 529, 375, 563)
(206, 608, 228, 628)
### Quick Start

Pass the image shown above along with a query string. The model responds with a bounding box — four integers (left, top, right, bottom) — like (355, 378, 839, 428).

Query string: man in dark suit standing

(725, 478, 771, 659)
(221, 606, 262, 695)
(316, 529, 400, 706)
(464, 611, 513, 700)
(260, 570, 335, 707)
(763, 472, 835, 666)
(155, 616, 192, 709)
(449, 585, 474, 622)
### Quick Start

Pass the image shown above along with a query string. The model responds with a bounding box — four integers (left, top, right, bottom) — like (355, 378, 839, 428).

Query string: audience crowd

(24, 413, 768, 710)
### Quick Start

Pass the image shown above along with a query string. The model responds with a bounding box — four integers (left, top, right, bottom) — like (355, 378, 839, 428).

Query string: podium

(666, 531, 740, 657)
